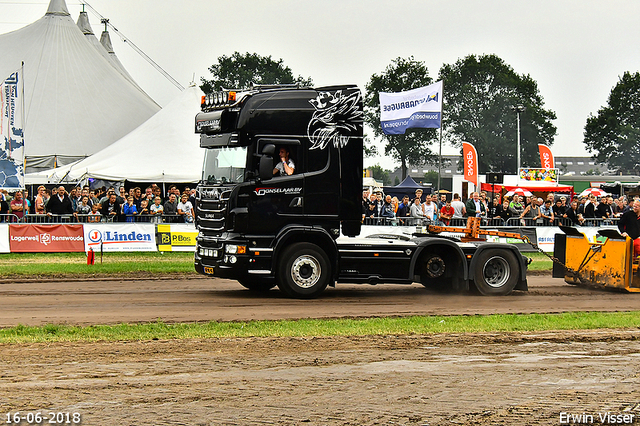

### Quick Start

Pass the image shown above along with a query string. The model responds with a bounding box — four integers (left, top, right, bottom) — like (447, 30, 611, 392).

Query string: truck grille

(196, 185, 233, 236)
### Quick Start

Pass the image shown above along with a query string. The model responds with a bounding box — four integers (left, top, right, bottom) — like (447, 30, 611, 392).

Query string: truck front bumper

(194, 237, 275, 280)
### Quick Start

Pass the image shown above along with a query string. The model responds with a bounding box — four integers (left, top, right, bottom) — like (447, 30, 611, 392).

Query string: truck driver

(273, 146, 295, 176)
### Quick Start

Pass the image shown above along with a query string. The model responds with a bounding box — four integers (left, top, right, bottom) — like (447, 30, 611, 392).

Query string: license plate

(203, 266, 215, 275)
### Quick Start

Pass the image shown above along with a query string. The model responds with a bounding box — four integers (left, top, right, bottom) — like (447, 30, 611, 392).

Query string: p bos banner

(157, 223, 198, 252)
(84, 224, 157, 252)
(9, 224, 84, 252)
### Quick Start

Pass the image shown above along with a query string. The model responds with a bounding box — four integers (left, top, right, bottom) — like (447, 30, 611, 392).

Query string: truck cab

(194, 85, 363, 297)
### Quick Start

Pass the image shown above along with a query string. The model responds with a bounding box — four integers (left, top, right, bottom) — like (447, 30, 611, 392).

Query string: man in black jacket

(100, 193, 122, 222)
(46, 186, 73, 219)
(563, 200, 584, 226)
(619, 200, 640, 256)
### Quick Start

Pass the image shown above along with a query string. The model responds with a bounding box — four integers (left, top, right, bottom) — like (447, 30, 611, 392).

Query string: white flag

(379, 81, 442, 135)
(0, 69, 24, 189)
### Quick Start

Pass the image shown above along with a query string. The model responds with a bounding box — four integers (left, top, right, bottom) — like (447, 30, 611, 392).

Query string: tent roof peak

(46, 0, 70, 16)
(76, 11, 93, 35)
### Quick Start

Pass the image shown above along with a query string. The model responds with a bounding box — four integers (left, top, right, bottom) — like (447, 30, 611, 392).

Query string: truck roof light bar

(201, 90, 244, 111)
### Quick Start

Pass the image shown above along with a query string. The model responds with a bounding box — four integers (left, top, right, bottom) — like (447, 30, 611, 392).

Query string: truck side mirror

(259, 144, 276, 181)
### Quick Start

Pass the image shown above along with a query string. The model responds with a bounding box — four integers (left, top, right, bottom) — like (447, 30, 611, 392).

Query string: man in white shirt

(422, 194, 436, 221)
(273, 146, 295, 176)
(451, 193, 466, 218)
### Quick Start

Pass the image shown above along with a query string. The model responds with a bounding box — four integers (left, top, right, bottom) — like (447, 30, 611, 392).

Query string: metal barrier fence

(1, 214, 187, 224)
(0, 214, 20, 223)
(363, 215, 620, 228)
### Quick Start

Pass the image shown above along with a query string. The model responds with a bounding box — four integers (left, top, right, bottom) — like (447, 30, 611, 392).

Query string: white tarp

(31, 85, 204, 184)
(0, 0, 160, 171)
(0, 224, 9, 253)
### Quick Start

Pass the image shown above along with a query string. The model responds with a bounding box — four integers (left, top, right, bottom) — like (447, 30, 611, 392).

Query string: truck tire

(419, 253, 450, 291)
(277, 243, 331, 299)
(238, 278, 276, 292)
(474, 249, 519, 296)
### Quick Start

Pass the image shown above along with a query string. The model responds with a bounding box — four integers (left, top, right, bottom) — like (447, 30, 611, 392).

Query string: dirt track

(1, 274, 640, 327)
(1, 275, 639, 425)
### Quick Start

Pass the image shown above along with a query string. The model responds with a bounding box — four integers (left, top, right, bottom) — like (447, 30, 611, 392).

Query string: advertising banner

(9, 224, 84, 252)
(157, 223, 198, 252)
(379, 81, 442, 135)
(0, 70, 24, 189)
(0, 224, 9, 253)
(538, 144, 554, 169)
(83, 223, 156, 252)
(519, 168, 559, 183)
(462, 142, 478, 187)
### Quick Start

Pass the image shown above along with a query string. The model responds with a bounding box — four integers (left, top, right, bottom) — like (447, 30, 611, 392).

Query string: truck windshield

(202, 147, 247, 184)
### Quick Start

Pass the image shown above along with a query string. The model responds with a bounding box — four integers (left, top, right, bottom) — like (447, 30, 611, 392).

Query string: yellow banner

(157, 224, 198, 252)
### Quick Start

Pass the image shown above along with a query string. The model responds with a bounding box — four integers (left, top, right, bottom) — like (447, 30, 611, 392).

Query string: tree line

(200, 51, 639, 178)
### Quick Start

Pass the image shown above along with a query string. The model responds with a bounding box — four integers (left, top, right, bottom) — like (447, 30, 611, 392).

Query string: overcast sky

(2, 0, 639, 171)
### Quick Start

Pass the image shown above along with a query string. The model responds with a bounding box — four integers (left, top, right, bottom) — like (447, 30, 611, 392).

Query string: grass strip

(0, 252, 195, 275)
(1, 311, 638, 344)
(0, 251, 552, 276)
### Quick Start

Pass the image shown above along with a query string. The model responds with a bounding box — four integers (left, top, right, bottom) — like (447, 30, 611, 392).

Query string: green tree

(584, 71, 640, 174)
(364, 56, 438, 179)
(368, 164, 392, 186)
(439, 54, 557, 174)
(200, 52, 313, 93)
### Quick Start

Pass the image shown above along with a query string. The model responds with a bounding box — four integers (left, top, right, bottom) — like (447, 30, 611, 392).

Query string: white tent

(32, 84, 205, 184)
(76, 11, 144, 94)
(0, 0, 160, 172)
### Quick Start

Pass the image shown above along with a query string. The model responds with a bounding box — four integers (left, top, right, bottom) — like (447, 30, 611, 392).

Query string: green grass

(0, 252, 195, 275)
(1, 311, 638, 344)
(525, 251, 554, 271)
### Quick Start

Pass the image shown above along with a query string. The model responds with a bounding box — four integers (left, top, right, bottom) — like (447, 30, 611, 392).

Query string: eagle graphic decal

(307, 89, 362, 150)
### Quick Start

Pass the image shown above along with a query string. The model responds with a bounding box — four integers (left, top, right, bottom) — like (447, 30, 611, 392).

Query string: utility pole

(511, 105, 526, 173)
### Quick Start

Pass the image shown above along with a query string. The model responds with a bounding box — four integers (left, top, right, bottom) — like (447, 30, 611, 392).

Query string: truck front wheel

(277, 243, 331, 299)
(474, 249, 519, 296)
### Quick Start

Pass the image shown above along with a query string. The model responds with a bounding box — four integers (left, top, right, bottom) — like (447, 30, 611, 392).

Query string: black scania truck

(194, 85, 528, 298)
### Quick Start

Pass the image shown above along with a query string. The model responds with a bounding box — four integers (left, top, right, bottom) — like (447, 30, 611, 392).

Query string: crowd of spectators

(361, 188, 636, 227)
(0, 184, 197, 224)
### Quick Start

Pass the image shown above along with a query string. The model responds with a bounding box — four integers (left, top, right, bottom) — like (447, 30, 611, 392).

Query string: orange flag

(538, 144, 554, 169)
(462, 142, 478, 187)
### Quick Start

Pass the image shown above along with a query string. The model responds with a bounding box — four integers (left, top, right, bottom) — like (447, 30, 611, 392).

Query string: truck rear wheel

(277, 243, 331, 299)
(419, 253, 450, 291)
(474, 249, 519, 296)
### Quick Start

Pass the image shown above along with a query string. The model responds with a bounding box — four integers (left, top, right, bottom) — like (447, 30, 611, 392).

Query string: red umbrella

(505, 187, 533, 197)
(579, 188, 608, 198)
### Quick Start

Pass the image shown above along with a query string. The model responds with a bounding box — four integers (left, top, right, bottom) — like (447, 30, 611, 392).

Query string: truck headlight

(199, 248, 218, 257)
(225, 245, 246, 254)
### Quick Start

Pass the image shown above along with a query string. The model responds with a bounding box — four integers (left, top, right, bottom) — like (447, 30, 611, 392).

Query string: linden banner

(83, 223, 157, 252)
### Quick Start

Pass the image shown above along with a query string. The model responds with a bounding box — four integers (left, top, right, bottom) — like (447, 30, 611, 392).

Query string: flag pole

(437, 81, 443, 197)
(20, 61, 25, 191)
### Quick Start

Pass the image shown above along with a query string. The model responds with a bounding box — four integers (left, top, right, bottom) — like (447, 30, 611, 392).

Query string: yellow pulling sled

(553, 226, 640, 292)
